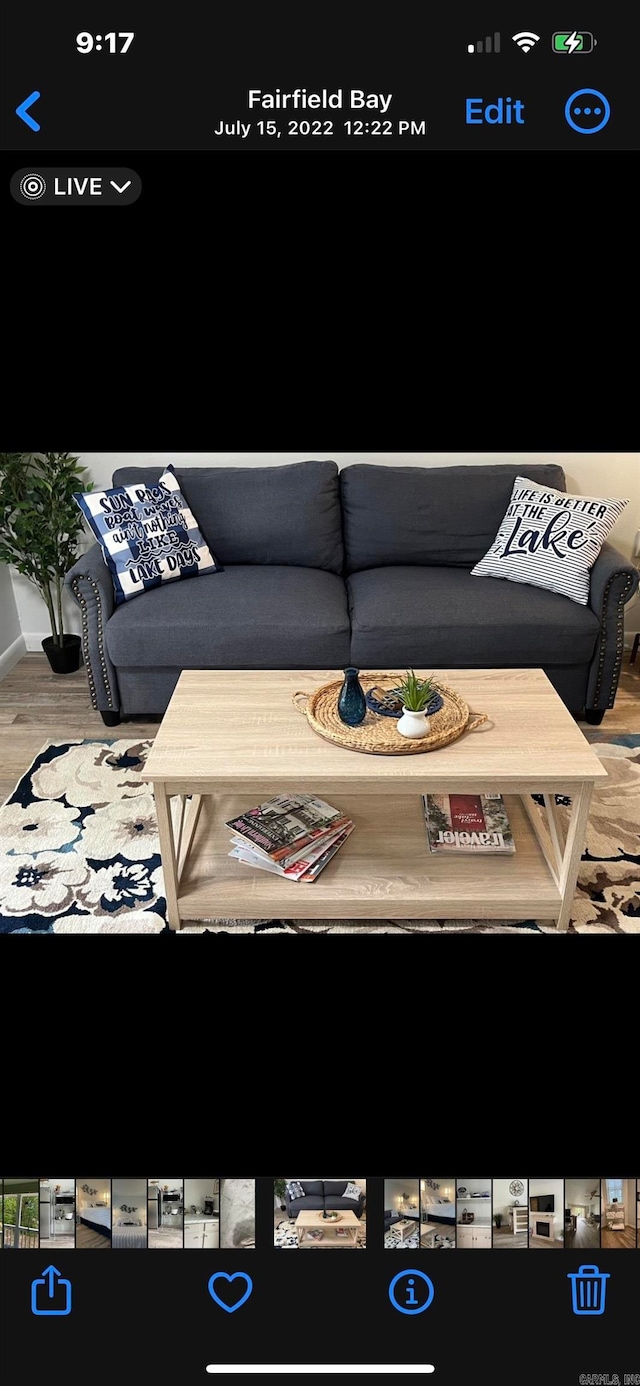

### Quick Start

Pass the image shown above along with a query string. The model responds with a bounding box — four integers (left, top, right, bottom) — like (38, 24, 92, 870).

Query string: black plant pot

(42, 634, 82, 674)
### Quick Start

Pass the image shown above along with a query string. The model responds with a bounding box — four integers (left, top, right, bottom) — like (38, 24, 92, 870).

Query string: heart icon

(208, 1271, 253, 1313)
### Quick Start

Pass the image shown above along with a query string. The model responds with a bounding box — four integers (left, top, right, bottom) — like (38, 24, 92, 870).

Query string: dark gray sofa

(285, 1181, 366, 1219)
(66, 460, 638, 726)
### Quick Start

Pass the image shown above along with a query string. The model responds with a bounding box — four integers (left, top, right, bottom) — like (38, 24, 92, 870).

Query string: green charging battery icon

(552, 31, 597, 53)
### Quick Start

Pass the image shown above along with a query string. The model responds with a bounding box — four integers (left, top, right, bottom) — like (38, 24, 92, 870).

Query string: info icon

(389, 1269, 434, 1315)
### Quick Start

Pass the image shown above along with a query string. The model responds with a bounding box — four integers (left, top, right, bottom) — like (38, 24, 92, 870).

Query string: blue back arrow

(16, 91, 41, 131)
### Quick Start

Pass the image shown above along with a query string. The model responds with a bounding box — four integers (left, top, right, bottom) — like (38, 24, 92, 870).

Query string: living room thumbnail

(384, 1178, 455, 1249)
(274, 1180, 366, 1247)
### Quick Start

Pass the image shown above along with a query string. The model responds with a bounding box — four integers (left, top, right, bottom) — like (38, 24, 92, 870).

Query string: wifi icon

(512, 31, 541, 51)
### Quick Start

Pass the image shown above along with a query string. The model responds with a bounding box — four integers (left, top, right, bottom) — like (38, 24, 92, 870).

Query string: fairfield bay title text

(248, 89, 393, 112)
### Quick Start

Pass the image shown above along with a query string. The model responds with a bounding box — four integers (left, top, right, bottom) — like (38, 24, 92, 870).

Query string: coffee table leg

(556, 781, 594, 931)
(154, 783, 180, 930)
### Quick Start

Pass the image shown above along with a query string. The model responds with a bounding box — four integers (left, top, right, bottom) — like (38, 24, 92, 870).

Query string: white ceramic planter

(397, 708, 430, 738)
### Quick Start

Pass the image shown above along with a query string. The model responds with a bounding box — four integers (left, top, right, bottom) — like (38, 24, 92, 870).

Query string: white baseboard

(0, 633, 27, 681)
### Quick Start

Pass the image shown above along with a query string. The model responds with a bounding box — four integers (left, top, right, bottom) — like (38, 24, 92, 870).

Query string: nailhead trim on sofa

(592, 571, 634, 708)
(70, 574, 116, 711)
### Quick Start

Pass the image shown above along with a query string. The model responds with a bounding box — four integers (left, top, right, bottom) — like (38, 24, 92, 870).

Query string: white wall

(530, 1178, 564, 1242)
(457, 1177, 492, 1224)
(184, 1178, 218, 1211)
(112, 1179, 147, 1223)
(40, 1178, 74, 1194)
(7, 452, 639, 639)
(565, 1179, 599, 1215)
(385, 1179, 419, 1212)
(77, 1177, 110, 1208)
(0, 564, 24, 678)
(601, 1178, 635, 1229)
(421, 1177, 455, 1204)
(492, 1178, 528, 1223)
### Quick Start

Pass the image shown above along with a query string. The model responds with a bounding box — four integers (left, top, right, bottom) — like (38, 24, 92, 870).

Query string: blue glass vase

(337, 667, 367, 726)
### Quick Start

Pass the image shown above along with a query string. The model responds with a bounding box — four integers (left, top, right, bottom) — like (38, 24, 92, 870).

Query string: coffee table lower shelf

(154, 790, 581, 930)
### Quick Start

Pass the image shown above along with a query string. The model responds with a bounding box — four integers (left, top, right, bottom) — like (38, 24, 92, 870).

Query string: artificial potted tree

(0, 452, 93, 674)
(274, 1179, 287, 1212)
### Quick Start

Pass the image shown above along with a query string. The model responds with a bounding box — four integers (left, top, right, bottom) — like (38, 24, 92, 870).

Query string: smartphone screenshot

(2, 2, 639, 192)
(1, 1175, 639, 1384)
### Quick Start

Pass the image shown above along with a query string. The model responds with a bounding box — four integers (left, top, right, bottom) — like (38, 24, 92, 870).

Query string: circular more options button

(10, 168, 141, 205)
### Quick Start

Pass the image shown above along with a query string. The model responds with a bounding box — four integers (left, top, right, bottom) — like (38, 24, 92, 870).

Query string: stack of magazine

(422, 793, 515, 854)
(226, 792, 354, 882)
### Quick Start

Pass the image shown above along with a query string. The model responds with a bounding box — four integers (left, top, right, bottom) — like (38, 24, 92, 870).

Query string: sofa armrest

(65, 545, 120, 714)
(586, 542, 639, 710)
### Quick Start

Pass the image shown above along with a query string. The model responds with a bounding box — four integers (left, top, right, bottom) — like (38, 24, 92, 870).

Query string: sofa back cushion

(298, 1181, 324, 1197)
(323, 1181, 349, 1197)
(112, 461, 344, 574)
(340, 463, 567, 572)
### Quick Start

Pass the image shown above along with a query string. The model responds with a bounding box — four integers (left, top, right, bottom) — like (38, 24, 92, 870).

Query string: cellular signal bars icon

(468, 32, 501, 53)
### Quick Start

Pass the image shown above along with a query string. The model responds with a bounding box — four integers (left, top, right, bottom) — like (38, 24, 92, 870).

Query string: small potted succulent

(396, 670, 436, 738)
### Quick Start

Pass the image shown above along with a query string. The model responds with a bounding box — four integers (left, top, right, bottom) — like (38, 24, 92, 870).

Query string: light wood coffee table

(143, 668, 607, 931)
(295, 1210, 361, 1246)
(394, 1219, 419, 1242)
(420, 1223, 439, 1248)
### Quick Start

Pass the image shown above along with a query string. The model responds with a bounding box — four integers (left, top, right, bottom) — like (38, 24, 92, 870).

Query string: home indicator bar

(205, 1369, 436, 1376)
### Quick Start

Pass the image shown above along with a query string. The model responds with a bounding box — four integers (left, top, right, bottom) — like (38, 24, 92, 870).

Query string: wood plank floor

(76, 1223, 112, 1248)
(565, 1220, 600, 1250)
(493, 1229, 528, 1248)
(0, 655, 638, 805)
(0, 655, 161, 801)
(600, 1226, 637, 1249)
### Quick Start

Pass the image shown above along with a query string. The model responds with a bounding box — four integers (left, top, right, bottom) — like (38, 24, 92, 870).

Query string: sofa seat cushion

(348, 566, 601, 667)
(289, 1197, 325, 1212)
(106, 565, 351, 668)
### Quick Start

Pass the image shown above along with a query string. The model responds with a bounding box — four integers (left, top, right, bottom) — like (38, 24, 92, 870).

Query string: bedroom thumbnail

(113, 1179, 147, 1248)
(76, 1178, 112, 1247)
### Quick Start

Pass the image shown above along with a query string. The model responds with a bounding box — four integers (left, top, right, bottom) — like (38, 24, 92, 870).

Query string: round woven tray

(293, 673, 488, 755)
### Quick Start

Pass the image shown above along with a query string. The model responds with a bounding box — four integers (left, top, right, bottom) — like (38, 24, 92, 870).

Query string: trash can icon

(567, 1264, 610, 1315)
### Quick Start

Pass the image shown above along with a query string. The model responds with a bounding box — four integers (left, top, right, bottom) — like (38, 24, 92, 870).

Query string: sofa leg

(584, 708, 606, 725)
(101, 710, 121, 726)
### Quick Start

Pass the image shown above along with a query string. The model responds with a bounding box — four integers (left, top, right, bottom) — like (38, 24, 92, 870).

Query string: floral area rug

(384, 1227, 454, 1249)
(0, 736, 638, 933)
(274, 1218, 366, 1248)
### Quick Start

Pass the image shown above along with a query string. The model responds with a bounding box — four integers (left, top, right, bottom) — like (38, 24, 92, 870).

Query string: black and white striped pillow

(471, 476, 628, 605)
